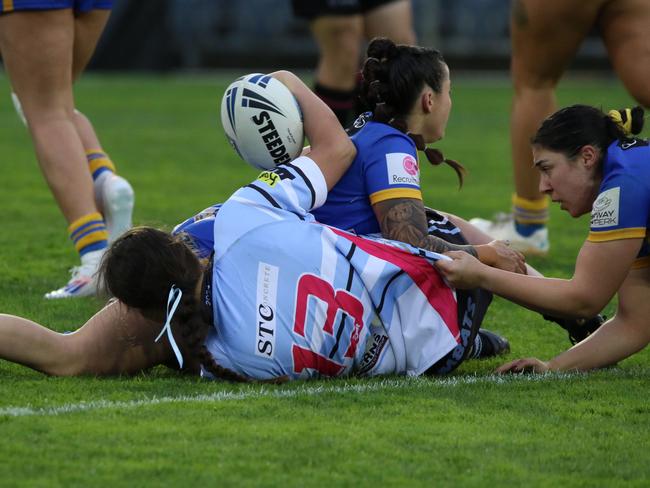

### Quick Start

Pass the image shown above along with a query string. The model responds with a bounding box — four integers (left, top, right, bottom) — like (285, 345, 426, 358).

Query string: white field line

(0, 372, 590, 418)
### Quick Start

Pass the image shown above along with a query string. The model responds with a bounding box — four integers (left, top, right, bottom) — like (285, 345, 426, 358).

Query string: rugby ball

(220, 73, 304, 170)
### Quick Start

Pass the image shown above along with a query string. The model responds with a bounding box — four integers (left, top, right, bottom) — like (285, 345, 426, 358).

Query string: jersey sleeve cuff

(587, 228, 647, 242)
(292, 156, 328, 209)
(369, 188, 423, 205)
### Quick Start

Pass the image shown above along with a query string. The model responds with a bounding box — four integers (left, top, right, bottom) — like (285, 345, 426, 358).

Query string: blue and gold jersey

(587, 139, 650, 268)
(0, 0, 111, 13)
(312, 113, 422, 235)
(172, 204, 221, 261)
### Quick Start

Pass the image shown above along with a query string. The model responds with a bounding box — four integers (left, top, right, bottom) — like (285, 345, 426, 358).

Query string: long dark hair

(532, 105, 646, 159)
(100, 227, 250, 382)
(360, 37, 465, 186)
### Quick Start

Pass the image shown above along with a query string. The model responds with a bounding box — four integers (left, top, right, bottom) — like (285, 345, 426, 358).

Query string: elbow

(570, 292, 607, 319)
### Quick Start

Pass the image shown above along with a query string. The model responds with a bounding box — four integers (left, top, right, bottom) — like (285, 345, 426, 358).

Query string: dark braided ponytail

(100, 226, 250, 382)
(361, 37, 465, 186)
(533, 104, 646, 159)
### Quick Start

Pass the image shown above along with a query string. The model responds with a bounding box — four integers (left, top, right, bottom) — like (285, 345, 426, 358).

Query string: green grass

(0, 71, 649, 487)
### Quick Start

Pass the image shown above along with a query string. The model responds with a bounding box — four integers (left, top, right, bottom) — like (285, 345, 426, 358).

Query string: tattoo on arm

(375, 199, 478, 257)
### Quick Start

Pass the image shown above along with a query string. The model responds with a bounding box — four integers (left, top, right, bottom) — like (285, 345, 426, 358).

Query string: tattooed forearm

(376, 199, 478, 257)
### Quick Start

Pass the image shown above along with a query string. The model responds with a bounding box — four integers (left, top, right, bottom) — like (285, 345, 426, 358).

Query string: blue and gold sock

(86, 149, 116, 181)
(512, 194, 548, 237)
(68, 212, 109, 257)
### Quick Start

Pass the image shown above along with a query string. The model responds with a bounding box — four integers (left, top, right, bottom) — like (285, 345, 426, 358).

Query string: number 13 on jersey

(292, 274, 366, 377)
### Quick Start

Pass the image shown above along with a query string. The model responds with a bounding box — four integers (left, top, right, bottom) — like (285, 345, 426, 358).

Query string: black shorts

(291, 0, 399, 20)
(424, 208, 493, 375)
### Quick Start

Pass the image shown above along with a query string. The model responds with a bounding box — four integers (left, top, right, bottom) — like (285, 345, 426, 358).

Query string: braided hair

(100, 227, 250, 382)
(532, 105, 646, 159)
(360, 37, 465, 186)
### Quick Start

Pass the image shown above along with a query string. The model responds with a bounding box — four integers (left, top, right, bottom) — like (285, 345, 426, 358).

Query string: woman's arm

(497, 268, 650, 372)
(0, 301, 171, 376)
(374, 198, 527, 273)
(270, 71, 356, 190)
(436, 238, 642, 318)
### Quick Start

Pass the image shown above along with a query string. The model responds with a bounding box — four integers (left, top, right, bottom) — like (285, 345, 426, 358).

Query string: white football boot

(470, 212, 550, 256)
(94, 172, 135, 242)
(44, 249, 104, 299)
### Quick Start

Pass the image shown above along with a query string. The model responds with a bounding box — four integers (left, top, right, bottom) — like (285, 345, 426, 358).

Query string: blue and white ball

(220, 73, 304, 170)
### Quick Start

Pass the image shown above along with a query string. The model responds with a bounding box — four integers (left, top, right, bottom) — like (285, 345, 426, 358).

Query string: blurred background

(89, 0, 610, 72)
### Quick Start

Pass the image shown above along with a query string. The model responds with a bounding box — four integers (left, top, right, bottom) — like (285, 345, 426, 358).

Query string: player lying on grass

(436, 105, 650, 373)
(0, 71, 503, 380)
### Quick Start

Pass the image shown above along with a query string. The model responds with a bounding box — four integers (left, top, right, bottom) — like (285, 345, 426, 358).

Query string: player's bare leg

(72, 10, 134, 242)
(0, 10, 96, 225)
(601, 0, 650, 108)
(0, 9, 111, 298)
(471, 0, 604, 256)
(310, 14, 363, 125)
(364, 0, 416, 44)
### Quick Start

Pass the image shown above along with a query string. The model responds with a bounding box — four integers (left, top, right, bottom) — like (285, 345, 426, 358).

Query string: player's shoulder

(349, 114, 414, 147)
(604, 138, 650, 182)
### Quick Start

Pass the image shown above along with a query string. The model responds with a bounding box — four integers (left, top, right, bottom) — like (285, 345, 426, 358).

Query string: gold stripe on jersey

(587, 228, 647, 242)
(632, 256, 650, 269)
(369, 188, 423, 205)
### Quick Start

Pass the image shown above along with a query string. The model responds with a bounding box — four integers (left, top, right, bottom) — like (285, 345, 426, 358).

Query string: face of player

(424, 63, 452, 143)
(533, 145, 602, 218)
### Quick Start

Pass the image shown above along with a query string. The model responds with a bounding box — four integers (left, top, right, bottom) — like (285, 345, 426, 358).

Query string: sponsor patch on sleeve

(386, 152, 420, 186)
(590, 187, 620, 228)
(257, 170, 281, 187)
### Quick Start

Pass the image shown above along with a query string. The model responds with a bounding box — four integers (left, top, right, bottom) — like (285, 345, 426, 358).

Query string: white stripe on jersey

(291, 156, 328, 209)
(321, 227, 390, 292)
(279, 176, 304, 216)
(357, 251, 390, 295)
(390, 283, 458, 376)
(319, 228, 339, 283)
(308, 294, 331, 366)
(229, 196, 285, 221)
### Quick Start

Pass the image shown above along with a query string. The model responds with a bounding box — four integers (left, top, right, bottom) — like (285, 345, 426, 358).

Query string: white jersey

(204, 156, 460, 380)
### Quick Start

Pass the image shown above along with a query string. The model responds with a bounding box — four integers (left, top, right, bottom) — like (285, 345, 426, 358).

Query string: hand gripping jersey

(312, 113, 423, 235)
(587, 139, 650, 268)
(201, 157, 461, 381)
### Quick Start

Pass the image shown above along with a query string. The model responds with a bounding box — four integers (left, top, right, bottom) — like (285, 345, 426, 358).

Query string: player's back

(202, 159, 458, 381)
(312, 113, 421, 235)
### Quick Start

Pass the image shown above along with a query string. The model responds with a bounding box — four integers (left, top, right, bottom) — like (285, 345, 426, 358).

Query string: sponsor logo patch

(358, 331, 389, 375)
(386, 152, 420, 186)
(255, 262, 279, 359)
(258, 170, 280, 187)
(591, 187, 620, 228)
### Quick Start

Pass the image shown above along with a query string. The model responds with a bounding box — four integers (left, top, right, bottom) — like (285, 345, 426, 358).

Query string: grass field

(0, 71, 649, 487)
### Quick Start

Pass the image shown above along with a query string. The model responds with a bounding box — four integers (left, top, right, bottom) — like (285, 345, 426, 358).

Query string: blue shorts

(1, 0, 112, 14)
